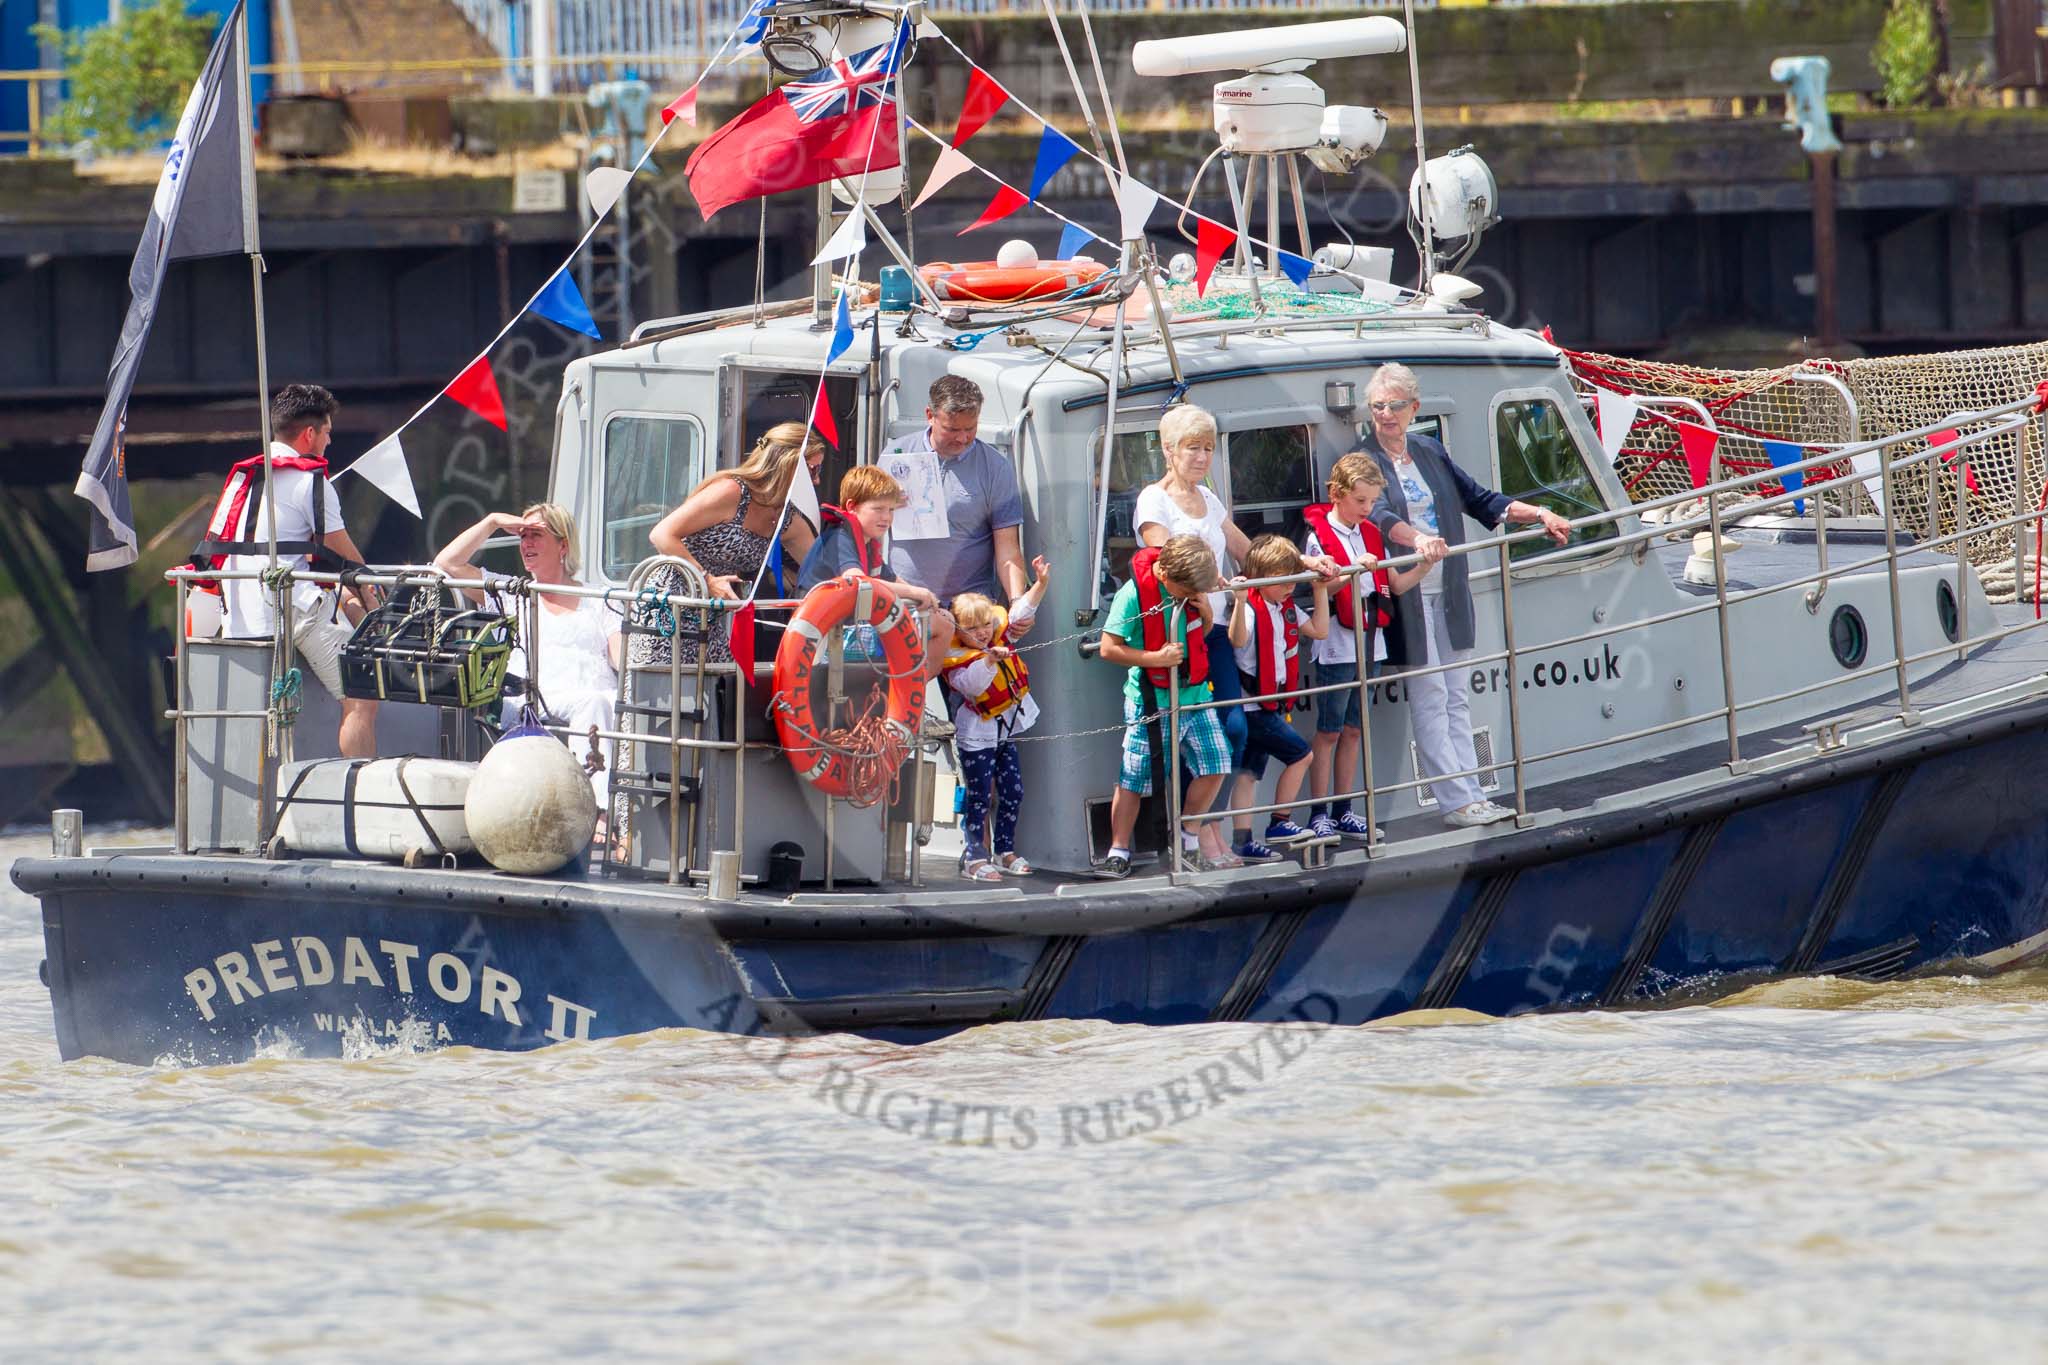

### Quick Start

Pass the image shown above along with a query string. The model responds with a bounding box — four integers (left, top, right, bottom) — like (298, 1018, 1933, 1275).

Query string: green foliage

(32, 0, 216, 154)
(1873, 0, 1941, 110)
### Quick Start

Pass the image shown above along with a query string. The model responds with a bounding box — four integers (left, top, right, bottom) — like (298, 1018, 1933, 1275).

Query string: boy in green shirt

(1097, 533, 1237, 877)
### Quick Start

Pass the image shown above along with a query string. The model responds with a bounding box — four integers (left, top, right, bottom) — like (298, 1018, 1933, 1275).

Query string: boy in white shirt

(1300, 454, 1432, 839)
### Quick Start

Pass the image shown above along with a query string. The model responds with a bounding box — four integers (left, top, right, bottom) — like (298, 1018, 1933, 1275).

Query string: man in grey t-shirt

(886, 375, 1029, 606)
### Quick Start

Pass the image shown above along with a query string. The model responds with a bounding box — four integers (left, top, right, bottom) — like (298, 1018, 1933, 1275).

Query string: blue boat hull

(18, 697, 2048, 1065)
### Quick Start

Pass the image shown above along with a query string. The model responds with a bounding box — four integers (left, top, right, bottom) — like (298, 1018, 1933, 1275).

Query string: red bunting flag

(959, 184, 1028, 235)
(1929, 427, 1981, 494)
(810, 381, 839, 448)
(660, 87, 698, 127)
(1675, 421, 1720, 488)
(953, 69, 1011, 148)
(729, 601, 755, 682)
(445, 356, 508, 431)
(1194, 216, 1236, 297)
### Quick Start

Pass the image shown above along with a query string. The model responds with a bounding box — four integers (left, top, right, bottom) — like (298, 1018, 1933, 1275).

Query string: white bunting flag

(1118, 178, 1161, 241)
(1595, 388, 1641, 465)
(811, 211, 867, 265)
(786, 436, 823, 532)
(341, 434, 421, 518)
(585, 167, 633, 218)
(1850, 449, 1886, 518)
(911, 146, 975, 211)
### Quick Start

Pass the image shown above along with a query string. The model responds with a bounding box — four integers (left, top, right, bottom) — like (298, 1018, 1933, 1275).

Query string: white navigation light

(1306, 104, 1388, 173)
(830, 165, 905, 207)
(1132, 17, 1407, 78)
(1409, 147, 1499, 240)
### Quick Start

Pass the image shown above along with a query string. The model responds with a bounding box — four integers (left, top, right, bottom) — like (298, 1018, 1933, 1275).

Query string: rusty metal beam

(0, 491, 173, 822)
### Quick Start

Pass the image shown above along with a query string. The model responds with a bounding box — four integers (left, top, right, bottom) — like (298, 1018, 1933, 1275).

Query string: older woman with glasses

(1359, 362, 1571, 829)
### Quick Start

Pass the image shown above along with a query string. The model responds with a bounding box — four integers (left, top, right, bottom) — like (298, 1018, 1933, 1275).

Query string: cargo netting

(1564, 342, 2048, 603)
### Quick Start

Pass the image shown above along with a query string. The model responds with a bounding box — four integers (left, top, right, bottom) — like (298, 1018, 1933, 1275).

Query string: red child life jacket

(817, 504, 879, 575)
(1301, 503, 1394, 632)
(1128, 545, 1208, 689)
(185, 449, 335, 595)
(1246, 596, 1302, 713)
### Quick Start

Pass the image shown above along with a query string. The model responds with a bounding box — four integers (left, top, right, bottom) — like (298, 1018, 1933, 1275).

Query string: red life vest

(939, 606, 1031, 719)
(818, 504, 880, 575)
(1246, 597, 1302, 713)
(1302, 503, 1394, 632)
(1128, 545, 1208, 688)
(186, 449, 335, 594)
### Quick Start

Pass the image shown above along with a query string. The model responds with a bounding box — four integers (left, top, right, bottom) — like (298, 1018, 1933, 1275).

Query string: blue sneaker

(1309, 814, 1339, 840)
(1264, 818, 1310, 845)
(1335, 812, 1383, 841)
(1235, 837, 1284, 863)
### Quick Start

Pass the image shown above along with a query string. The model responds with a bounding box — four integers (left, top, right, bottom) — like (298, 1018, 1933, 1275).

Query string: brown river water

(5, 829, 2048, 1360)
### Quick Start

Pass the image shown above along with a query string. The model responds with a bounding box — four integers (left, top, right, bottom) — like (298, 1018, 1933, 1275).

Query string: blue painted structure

(2, 0, 270, 153)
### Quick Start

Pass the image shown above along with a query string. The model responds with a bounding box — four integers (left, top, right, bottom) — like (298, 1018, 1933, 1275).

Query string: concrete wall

(908, 0, 1999, 126)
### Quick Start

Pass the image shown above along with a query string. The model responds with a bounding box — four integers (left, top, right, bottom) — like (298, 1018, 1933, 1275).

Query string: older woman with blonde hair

(639, 421, 826, 665)
(1133, 404, 1337, 771)
(435, 502, 622, 813)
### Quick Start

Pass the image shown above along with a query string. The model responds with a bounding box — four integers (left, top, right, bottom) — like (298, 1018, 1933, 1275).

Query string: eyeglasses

(1367, 400, 1414, 412)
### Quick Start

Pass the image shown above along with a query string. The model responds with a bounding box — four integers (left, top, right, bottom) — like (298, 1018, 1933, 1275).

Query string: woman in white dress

(435, 504, 623, 812)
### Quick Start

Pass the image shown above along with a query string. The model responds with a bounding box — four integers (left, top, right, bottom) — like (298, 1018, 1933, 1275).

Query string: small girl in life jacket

(1225, 536, 1332, 861)
(942, 556, 1052, 881)
(1302, 452, 1434, 840)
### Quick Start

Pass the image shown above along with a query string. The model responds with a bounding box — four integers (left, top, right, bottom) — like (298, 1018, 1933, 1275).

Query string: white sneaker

(1445, 800, 1515, 829)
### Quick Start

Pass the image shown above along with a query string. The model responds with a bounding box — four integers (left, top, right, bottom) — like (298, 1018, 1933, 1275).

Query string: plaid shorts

(1118, 690, 1231, 795)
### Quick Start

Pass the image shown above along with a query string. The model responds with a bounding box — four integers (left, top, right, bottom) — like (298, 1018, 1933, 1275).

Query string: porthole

(1936, 580, 1960, 643)
(1829, 604, 1868, 669)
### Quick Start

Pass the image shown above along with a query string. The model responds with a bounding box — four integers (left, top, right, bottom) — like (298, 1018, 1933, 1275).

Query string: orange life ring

(770, 576, 927, 802)
(919, 259, 1109, 304)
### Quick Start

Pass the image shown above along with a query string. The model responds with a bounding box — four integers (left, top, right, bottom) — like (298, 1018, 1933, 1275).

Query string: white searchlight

(1408, 145, 1500, 287)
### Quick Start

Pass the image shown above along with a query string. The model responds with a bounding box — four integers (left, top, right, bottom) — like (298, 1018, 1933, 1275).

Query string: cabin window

(601, 414, 701, 579)
(1492, 398, 1616, 563)
(729, 368, 861, 503)
(1093, 428, 1169, 596)
(1226, 424, 1315, 549)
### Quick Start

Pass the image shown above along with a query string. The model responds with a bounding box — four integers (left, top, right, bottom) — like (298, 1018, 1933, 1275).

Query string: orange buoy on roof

(770, 576, 927, 806)
(919, 258, 1110, 304)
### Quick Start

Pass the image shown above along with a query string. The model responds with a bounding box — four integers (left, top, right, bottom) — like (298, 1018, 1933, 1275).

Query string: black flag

(75, 1, 257, 570)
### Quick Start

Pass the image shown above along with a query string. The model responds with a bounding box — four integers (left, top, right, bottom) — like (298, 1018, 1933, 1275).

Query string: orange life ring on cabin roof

(770, 576, 927, 804)
(919, 258, 1110, 304)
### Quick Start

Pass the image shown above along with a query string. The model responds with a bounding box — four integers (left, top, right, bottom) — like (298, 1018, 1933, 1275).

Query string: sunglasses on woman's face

(1368, 400, 1413, 412)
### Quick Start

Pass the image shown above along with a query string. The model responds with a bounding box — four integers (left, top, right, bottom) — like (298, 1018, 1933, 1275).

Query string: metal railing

(1145, 393, 2048, 883)
(162, 394, 2048, 892)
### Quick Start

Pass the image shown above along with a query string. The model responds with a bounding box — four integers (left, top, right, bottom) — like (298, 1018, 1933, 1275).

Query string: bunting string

(923, 25, 1419, 303)
(334, 14, 755, 509)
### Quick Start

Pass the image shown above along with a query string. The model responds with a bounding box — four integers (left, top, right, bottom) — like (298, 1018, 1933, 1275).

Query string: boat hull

(18, 696, 2048, 1065)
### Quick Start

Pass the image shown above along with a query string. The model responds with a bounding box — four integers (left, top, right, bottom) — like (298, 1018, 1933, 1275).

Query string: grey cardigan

(1364, 431, 1514, 660)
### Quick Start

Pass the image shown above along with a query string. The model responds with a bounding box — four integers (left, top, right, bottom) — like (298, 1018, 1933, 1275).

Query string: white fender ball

(995, 238, 1040, 269)
(465, 733, 598, 874)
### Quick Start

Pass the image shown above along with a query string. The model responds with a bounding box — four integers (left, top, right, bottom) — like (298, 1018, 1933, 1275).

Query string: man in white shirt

(219, 385, 378, 757)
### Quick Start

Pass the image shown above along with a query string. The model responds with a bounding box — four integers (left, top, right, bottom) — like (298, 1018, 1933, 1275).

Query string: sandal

(995, 852, 1034, 877)
(1197, 851, 1245, 872)
(961, 858, 1005, 883)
